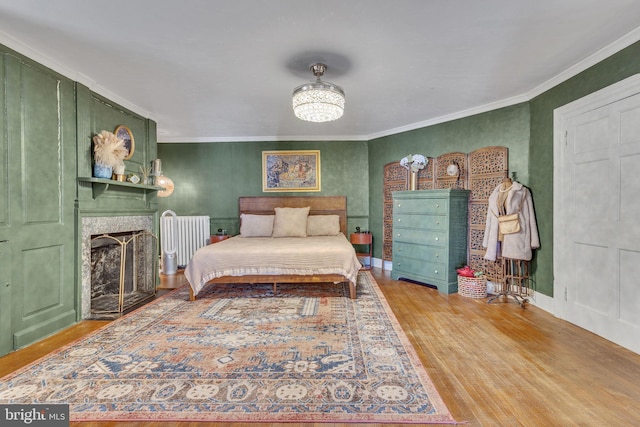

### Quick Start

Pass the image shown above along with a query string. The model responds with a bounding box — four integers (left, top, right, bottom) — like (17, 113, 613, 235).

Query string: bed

(184, 196, 362, 300)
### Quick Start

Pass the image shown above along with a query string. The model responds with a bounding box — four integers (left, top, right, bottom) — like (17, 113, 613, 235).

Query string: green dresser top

(392, 189, 470, 199)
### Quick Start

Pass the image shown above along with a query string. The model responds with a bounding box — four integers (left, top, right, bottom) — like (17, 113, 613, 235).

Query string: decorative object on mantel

(113, 164, 126, 181)
(400, 154, 427, 190)
(151, 158, 163, 181)
(139, 165, 151, 185)
(92, 130, 128, 179)
(292, 63, 345, 122)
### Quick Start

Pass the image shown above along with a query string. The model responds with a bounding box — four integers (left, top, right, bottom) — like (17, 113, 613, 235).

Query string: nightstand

(210, 234, 230, 244)
(350, 233, 373, 270)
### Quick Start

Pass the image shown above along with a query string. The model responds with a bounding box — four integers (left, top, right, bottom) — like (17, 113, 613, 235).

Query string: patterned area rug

(0, 272, 456, 424)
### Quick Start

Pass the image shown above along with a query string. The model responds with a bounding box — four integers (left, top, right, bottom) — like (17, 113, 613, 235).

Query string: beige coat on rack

(483, 180, 540, 261)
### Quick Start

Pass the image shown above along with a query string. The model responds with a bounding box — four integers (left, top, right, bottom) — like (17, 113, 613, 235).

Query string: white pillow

(307, 215, 341, 236)
(239, 214, 274, 237)
(271, 207, 310, 237)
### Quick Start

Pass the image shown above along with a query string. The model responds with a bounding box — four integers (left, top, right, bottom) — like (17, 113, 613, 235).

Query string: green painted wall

(157, 141, 369, 235)
(1, 46, 77, 354)
(1, 43, 159, 354)
(75, 85, 160, 320)
(76, 85, 159, 217)
(368, 103, 531, 258)
(528, 40, 640, 297)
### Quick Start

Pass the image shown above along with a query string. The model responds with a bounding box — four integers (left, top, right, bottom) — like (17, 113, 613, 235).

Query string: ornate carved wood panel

(383, 147, 508, 281)
(416, 157, 435, 190)
(383, 163, 408, 262)
(435, 152, 467, 189)
(466, 146, 508, 282)
(383, 159, 435, 262)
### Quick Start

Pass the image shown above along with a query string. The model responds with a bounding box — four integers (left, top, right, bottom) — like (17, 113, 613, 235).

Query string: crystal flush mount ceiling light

(292, 63, 345, 122)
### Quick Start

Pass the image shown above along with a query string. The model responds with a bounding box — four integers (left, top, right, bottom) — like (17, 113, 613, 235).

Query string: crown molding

(0, 30, 156, 122)
(526, 26, 640, 100)
(157, 134, 367, 143)
(4, 25, 640, 144)
(364, 94, 530, 141)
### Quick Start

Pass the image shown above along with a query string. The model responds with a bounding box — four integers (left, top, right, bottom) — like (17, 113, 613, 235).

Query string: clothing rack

(488, 173, 531, 306)
(488, 257, 530, 306)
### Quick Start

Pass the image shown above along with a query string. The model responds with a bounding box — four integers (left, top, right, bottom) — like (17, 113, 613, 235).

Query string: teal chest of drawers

(391, 189, 469, 294)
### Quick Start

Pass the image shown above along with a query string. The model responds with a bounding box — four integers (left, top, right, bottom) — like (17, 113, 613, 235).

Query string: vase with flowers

(92, 130, 129, 179)
(400, 154, 427, 190)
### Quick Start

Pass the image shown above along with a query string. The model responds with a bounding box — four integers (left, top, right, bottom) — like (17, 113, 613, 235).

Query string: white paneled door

(554, 75, 640, 355)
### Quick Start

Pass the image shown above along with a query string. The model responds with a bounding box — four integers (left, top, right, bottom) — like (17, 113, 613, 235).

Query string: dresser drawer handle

(435, 237, 439, 241)
(397, 203, 402, 207)
(435, 220, 440, 225)
(434, 270, 438, 274)
(436, 254, 439, 258)
(397, 233, 401, 237)
(435, 204, 440, 208)
(397, 218, 401, 222)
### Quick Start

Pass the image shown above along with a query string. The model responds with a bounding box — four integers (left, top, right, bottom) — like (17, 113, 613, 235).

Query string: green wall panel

(76, 85, 158, 217)
(22, 245, 63, 316)
(0, 54, 7, 230)
(0, 46, 78, 353)
(22, 63, 64, 224)
(0, 242, 10, 355)
(368, 104, 531, 262)
(157, 141, 369, 235)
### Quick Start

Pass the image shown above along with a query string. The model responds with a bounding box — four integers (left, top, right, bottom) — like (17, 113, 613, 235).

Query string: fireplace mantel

(78, 177, 162, 198)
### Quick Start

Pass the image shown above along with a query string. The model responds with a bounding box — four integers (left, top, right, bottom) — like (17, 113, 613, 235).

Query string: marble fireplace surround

(81, 215, 153, 319)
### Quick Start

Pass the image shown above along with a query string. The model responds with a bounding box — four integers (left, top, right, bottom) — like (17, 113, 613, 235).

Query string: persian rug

(0, 272, 457, 424)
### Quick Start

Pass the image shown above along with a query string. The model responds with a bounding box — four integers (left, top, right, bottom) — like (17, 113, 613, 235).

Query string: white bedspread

(184, 234, 362, 296)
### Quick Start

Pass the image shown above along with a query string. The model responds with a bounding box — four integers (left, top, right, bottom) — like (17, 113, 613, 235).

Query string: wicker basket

(458, 275, 487, 299)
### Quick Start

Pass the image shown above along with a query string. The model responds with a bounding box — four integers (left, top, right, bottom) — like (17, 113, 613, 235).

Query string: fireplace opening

(90, 230, 157, 319)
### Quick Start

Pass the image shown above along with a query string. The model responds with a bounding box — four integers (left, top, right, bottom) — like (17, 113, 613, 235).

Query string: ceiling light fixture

(292, 63, 345, 122)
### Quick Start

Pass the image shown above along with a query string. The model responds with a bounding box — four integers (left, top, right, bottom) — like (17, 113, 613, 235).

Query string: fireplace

(81, 216, 155, 319)
(90, 230, 157, 318)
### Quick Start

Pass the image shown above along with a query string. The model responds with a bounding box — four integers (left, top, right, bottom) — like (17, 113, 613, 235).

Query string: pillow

(307, 215, 341, 236)
(239, 214, 274, 237)
(271, 206, 310, 237)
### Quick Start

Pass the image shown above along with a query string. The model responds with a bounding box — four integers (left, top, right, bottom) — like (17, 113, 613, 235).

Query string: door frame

(553, 73, 640, 322)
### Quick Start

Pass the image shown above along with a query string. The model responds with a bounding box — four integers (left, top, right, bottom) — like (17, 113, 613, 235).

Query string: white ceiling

(1, 0, 640, 143)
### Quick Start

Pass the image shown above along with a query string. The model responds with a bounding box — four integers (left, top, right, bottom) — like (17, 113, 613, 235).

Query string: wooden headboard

(238, 196, 348, 235)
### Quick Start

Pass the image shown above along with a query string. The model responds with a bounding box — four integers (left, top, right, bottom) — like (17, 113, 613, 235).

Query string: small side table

(350, 233, 373, 270)
(210, 234, 230, 244)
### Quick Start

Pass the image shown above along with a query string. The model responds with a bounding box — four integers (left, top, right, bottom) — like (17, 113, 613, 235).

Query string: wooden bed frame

(188, 195, 357, 300)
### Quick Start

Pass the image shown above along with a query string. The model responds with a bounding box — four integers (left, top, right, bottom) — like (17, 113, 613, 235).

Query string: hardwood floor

(2, 269, 639, 426)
